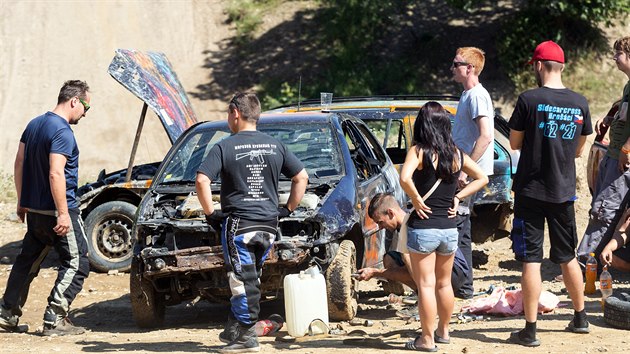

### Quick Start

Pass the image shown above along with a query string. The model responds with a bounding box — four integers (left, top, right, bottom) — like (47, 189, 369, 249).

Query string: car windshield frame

(154, 121, 345, 186)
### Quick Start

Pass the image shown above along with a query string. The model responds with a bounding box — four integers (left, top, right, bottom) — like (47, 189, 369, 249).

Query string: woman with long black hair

(400, 101, 488, 352)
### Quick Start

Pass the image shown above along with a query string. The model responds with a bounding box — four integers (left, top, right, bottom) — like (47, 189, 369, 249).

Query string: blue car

(130, 113, 404, 327)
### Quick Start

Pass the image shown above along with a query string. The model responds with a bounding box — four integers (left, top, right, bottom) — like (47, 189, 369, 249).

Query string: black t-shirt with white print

(509, 87, 593, 203)
(197, 130, 304, 221)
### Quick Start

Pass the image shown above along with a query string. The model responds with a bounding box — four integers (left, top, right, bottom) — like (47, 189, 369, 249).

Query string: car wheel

(326, 240, 358, 321)
(130, 257, 165, 328)
(604, 294, 630, 330)
(84, 201, 136, 272)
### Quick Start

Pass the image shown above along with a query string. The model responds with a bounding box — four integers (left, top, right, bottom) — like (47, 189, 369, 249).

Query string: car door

(342, 119, 401, 267)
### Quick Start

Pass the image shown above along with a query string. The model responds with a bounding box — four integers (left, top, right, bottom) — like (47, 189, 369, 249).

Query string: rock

(107, 270, 119, 276)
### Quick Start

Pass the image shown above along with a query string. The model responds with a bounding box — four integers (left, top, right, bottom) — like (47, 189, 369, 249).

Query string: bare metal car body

(130, 113, 405, 327)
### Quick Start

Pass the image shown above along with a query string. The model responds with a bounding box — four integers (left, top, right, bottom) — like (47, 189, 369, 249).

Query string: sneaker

(219, 325, 260, 353)
(566, 318, 590, 334)
(219, 316, 240, 344)
(41, 317, 85, 336)
(508, 329, 540, 347)
(0, 304, 27, 333)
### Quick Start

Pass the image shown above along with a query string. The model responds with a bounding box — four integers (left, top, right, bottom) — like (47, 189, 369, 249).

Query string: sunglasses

(451, 61, 470, 68)
(78, 97, 90, 113)
(229, 92, 246, 112)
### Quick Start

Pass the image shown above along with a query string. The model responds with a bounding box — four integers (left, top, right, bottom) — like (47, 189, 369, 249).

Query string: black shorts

(511, 195, 577, 264)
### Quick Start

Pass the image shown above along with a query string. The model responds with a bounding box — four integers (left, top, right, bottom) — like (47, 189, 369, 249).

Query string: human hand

(277, 206, 291, 218)
(600, 247, 614, 267)
(411, 196, 432, 219)
(457, 172, 469, 189)
(54, 213, 71, 236)
(355, 268, 376, 281)
(16, 205, 27, 223)
(595, 116, 612, 136)
(205, 210, 226, 232)
(448, 196, 460, 218)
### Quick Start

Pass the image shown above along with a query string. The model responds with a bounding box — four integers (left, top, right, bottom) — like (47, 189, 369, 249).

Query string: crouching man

(357, 193, 473, 299)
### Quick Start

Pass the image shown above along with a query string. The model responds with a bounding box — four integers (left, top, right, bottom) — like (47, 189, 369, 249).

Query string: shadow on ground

(190, 2, 517, 105)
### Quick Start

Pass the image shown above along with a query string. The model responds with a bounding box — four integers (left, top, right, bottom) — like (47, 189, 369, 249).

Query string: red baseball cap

(528, 40, 565, 64)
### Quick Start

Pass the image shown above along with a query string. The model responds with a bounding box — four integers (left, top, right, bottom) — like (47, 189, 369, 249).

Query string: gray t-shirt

(453, 83, 495, 176)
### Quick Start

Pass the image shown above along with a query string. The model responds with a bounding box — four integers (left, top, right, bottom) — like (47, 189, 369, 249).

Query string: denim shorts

(407, 227, 459, 255)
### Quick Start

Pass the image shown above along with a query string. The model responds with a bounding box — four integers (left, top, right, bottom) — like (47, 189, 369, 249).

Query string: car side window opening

(343, 121, 383, 180)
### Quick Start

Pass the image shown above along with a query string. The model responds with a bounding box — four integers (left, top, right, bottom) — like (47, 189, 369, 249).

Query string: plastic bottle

(388, 293, 404, 305)
(254, 314, 284, 336)
(599, 265, 613, 308)
(584, 252, 597, 295)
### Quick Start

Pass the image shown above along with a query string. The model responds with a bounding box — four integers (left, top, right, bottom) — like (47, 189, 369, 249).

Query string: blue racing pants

(221, 216, 276, 325)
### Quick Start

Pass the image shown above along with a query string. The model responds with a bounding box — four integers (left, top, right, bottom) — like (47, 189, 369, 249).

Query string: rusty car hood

(108, 49, 198, 143)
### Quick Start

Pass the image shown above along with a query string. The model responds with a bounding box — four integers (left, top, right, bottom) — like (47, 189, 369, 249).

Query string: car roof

(108, 49, 199, 143)
(195, 112, 357, 130)
(266, 95, 460, 114)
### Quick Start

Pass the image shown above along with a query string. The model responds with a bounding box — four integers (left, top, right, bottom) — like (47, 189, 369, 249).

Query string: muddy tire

(130, 257, 165, 328)
(604, 295, 630, 330)
(84, 201, 136, 273)
(326, 240, 358, 321)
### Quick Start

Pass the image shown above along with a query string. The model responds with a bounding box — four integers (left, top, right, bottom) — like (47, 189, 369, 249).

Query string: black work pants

(1, 209, 89, 319)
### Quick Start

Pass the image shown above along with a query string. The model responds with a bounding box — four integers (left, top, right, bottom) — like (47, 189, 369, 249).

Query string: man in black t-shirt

(508, 41, 592, 347)
(196, 93, 308, 353)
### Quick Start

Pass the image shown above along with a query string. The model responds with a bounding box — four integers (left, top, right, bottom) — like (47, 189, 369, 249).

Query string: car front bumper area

(139, 240, 312, 279)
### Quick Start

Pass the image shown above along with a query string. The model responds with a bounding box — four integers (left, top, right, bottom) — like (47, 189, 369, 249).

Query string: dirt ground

(0, 199, 629, 353)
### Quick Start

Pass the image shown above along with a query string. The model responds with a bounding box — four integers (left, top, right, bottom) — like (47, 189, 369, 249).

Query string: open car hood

(108, 49, 198, 143)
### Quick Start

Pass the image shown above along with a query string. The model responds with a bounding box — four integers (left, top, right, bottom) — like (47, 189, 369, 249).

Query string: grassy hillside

(196, 0, 628, 119)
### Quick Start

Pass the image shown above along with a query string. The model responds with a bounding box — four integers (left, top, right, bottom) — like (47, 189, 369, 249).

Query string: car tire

(604, 294, 630, 330)
(130, 257, 165, 328)
(326, 240, 358, 321)
(84, 201, 136, 273)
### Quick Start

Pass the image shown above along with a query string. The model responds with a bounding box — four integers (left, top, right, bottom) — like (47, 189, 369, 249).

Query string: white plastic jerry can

(283, 266, 329, 337)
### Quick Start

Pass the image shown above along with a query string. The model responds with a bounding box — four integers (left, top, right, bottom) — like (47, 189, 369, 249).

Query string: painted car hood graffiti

(108, 49, 198, 143)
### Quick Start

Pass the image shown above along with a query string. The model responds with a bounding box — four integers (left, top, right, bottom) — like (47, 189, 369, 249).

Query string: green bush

(496, 0, 628, 83)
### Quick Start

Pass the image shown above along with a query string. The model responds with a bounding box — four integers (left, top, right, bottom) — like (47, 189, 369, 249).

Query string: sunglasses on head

(229, 92, 246, 110)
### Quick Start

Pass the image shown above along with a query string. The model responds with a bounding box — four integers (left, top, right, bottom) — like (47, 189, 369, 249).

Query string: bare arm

(601, 209, 630, 266)
(509, 129, 524, 150)
(49, 153, 70, 236)
(195, 172, 215, 215)
(399, 147, 431, 219)
(575, 135, 587, 158)
(457, 154, 489, 200)
(285, 169, 308, 212)
(469, 116, 493, 162)
(14, 142, 26, 222)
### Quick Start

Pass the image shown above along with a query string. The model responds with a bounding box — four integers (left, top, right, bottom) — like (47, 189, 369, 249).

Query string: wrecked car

(130, 113, 405, 327)
(268, 96, 519, 243)
(77, 49, 198, 272)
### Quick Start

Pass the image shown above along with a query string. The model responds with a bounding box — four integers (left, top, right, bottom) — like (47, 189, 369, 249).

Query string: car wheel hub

(95, 219, 132, 257)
